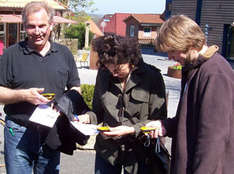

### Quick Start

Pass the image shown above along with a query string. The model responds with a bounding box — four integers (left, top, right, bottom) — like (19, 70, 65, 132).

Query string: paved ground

(0, 48, 181, 174)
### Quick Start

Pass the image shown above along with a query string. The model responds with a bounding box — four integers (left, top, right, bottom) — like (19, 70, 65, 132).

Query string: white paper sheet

(70, 121, 98, 136)
(29, 104, 60, 128)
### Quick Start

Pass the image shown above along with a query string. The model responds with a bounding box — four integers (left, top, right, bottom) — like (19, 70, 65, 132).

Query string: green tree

(68, 0, 96, 13)
(63, 0, 96, 49)
(64, 23, 94, 49)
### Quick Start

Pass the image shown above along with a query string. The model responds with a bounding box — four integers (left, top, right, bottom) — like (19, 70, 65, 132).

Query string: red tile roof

(86, 19, 103, 36)
(53, 16, 77, 24)
(0, 0, 66, 10)
(0, 14, 21, 23)
(125, 14, 164, 24)
(0, 14, 76, 24)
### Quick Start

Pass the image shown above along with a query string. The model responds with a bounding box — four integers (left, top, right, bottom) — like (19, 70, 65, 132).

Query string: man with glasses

(0, 2, 80, 174)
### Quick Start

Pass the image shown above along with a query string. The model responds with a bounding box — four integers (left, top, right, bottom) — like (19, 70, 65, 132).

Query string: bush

(81, 84, 95, 109)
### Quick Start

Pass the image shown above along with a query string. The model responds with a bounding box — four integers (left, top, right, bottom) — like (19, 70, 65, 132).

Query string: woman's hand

(102, 125, 135, 137)
(146, 120, 166, 138)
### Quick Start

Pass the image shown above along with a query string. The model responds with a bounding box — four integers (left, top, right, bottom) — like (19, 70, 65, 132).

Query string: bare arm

(0, 86, 49, 105)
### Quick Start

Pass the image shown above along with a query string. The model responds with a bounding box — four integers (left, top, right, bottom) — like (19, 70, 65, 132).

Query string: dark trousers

(94, 154, 152, 174)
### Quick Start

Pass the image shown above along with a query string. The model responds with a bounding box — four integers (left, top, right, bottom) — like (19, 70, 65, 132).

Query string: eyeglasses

(105, 63, 129, 75)
(26, 24, 50, 33)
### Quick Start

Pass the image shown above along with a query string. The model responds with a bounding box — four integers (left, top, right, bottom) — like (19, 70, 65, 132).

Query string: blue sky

(91, 0, 166, 15)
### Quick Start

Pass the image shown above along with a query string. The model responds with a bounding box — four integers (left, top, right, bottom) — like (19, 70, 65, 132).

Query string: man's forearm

(0, 87, 48, 105)
(0, 86, 25, 104)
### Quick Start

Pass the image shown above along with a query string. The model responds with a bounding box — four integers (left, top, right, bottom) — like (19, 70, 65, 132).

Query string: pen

(9, 128, 15, 136)
(0, 118, 14, 136)
(74, 114, 79, 121)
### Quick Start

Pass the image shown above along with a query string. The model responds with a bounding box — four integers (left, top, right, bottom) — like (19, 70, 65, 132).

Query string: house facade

(98, 13, 164, 47)
(124, 14, 164, 46)
(164, 0, 234, 61)
(0, 0, 69, 49)
(98, 13, 131, 36)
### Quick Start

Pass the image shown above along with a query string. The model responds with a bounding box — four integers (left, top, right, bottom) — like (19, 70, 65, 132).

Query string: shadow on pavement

(141, 48, 167, 57)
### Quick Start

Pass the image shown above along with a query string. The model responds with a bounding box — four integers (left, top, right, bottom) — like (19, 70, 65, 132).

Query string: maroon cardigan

(164, 53, 234, 174)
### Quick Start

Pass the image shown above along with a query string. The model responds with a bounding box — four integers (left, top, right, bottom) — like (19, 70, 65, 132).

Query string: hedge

(81, 84, 95, 109)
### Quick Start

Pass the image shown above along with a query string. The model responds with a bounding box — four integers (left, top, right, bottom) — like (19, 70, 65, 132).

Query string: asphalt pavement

(0, 48, 181, 174)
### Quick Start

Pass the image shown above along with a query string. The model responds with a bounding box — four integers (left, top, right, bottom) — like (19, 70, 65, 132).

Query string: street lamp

(100, 21, 106, 33)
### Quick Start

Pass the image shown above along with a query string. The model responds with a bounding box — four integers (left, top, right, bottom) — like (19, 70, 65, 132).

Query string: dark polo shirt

(0, 40, 80, 126)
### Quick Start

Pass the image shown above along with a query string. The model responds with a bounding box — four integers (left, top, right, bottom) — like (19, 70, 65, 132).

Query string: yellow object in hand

(140, 126, 156, 133)
(42, 93, 55, 100)
(97, 126, 110, 132)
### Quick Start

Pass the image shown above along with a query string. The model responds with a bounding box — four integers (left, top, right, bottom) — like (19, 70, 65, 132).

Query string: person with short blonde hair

(147, 15, 234, 174)
(156, 15, 205, 53)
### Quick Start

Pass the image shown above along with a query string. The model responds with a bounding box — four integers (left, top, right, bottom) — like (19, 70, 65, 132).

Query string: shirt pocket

(56, 69, 68, 89)
(130, 88, 149, 103)
(126, 88, 150, 120)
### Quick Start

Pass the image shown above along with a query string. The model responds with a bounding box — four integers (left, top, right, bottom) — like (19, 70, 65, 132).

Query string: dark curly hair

(92, 33, 142, 68)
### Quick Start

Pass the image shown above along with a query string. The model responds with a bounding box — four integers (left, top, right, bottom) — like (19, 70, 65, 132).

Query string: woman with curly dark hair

(80, 33, 167, 174)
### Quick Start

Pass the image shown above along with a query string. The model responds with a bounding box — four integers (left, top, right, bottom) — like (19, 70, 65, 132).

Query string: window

(0, 24, 4, 31)
(143, 27, 151, 37)
(229, 27, 234, 60)
(130, 25, 135, 37)
(0, 24, 5, 45)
